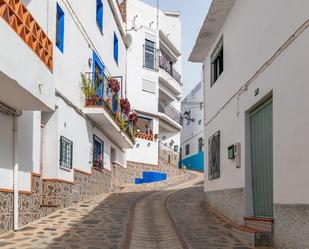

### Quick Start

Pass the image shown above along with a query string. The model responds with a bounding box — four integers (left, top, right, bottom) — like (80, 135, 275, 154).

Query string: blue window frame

(113, 32, 119, 65)
(96, 0, 103, 32)
(92, 52, 105, 99)
(56, 3, 64, 52)
(93, 135, 104, 169)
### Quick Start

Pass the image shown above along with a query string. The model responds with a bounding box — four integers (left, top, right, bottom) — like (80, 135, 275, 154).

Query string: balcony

(158, 99, 182, 130)
(159, 56, 181, 84)
(158, 56, 182, 96)
(81, 73, 136, 149)
(0, 0, 54, 111)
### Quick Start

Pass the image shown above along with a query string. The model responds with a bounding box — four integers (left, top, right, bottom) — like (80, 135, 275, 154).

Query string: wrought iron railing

(158, 99, 182, 125)
(159, 56, 182, 85)
(81, 72, 135, 141)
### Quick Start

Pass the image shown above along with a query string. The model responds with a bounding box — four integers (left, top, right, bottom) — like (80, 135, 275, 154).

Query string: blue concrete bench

(135, 171, 167, 184)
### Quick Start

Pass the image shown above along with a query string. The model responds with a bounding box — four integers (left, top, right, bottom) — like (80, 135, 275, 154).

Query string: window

(56, 3, 64, 52)
(208, 131, 220, 180)
(92, 52, 104, 99)
(200, 102, 203, 110)
(211, 36, 223, 87)
(113, 32, 119, 64)
(93, 135, 104, 169)
(198, 119, 202, 125)
(198, 137, 204, 152)
(144, 39, 156, 70)
(59, 136, 73, 169)
(185, 144, 190, 156)
(96, 0, 104, 32)
(136, 116, 153, 135)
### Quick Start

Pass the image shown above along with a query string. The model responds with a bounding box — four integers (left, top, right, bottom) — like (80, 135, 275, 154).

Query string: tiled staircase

(232, 217, 273, 247)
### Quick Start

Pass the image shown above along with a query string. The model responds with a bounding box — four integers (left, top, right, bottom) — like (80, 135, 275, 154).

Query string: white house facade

(180, 82, 204, 172)
(0, 0, 135, 233)
(122, 0, 182, 168)
(190, 0, 309, 248)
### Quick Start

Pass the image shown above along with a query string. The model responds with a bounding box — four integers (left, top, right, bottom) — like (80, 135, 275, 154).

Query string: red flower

(109, 78, 120, 93)
(129, 112, 138, 125)
(121, 98, 131, 115)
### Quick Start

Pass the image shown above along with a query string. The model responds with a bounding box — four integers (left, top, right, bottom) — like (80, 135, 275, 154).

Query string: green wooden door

(250, 99, 273, 217)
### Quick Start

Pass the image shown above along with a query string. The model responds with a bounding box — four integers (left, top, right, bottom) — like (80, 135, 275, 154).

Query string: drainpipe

(13, 116, 19, 231)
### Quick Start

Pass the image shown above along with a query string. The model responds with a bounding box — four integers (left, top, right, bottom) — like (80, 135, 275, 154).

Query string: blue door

(93, 52, 104, 100)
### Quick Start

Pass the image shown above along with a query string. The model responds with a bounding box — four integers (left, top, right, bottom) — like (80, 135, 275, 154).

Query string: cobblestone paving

(0, 173, 194, 249)
(0, 172, 275, 249)
(167, 181, 276, 249)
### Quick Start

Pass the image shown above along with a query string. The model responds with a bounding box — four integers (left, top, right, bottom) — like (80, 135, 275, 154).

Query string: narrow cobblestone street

(0, 172, 273, 249)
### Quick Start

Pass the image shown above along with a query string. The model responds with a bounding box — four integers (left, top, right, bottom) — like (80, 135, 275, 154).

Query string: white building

(180, 82, 204, 172)
(121, 0, 183, 167)
(190, 0, 309, 248)
(0, 0, 133, 233)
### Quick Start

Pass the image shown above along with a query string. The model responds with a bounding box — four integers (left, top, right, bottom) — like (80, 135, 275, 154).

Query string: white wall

(202, 0, 309, 204)
(0, 111, 41, 192)
(126, 116, 159, 165)
(181, 82, 204, 159)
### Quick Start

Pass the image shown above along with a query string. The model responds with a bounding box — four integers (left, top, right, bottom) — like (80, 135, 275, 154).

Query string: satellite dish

(126, 33, 132, 48)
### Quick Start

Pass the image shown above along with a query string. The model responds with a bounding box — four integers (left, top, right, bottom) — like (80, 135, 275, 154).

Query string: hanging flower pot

(120, 98, 131, 116)
(109, 78, 120, 94)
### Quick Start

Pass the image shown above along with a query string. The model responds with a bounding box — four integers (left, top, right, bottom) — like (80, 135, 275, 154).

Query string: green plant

(81, 73, 98, 100)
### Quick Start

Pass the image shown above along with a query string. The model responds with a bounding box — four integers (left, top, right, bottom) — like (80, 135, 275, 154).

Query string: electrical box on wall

(228, 145, 235, 159)
(228, 143, 241, 168)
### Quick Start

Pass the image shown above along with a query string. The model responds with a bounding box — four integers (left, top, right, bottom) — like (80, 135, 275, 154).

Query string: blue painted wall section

(135, 171, 167, 184)
(180, 151, 204, 172)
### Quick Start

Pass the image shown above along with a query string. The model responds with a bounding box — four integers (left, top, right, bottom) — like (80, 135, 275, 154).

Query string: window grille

(59, 136, 73, 169)
(208, 131, 220, 180)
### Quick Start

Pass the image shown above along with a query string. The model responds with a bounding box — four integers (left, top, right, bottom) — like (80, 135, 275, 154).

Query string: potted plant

(109, 78, 120, 112)
(81, 73, 97, 106)
(109, 78, 120, 93)
(120, 98, 131, 116)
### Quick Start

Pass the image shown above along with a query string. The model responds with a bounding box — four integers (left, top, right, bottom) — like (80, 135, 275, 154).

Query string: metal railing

(159, 56, 182, 85)
(82, 72, 135, 141)
(158, 99, 182, 125)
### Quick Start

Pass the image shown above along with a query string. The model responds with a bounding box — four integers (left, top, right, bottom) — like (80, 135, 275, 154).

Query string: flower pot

(86, 98, 96, 106)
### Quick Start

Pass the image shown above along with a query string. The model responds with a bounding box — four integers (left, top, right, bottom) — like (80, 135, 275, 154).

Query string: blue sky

(143, 0, 212, 96)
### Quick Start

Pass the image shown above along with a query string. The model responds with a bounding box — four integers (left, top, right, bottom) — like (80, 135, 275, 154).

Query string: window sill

(60, 166, 72, 172)
(143, 66, 159, 72)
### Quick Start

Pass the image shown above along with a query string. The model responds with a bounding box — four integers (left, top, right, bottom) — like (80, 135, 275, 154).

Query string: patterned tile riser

(0, 169, 112, 234)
